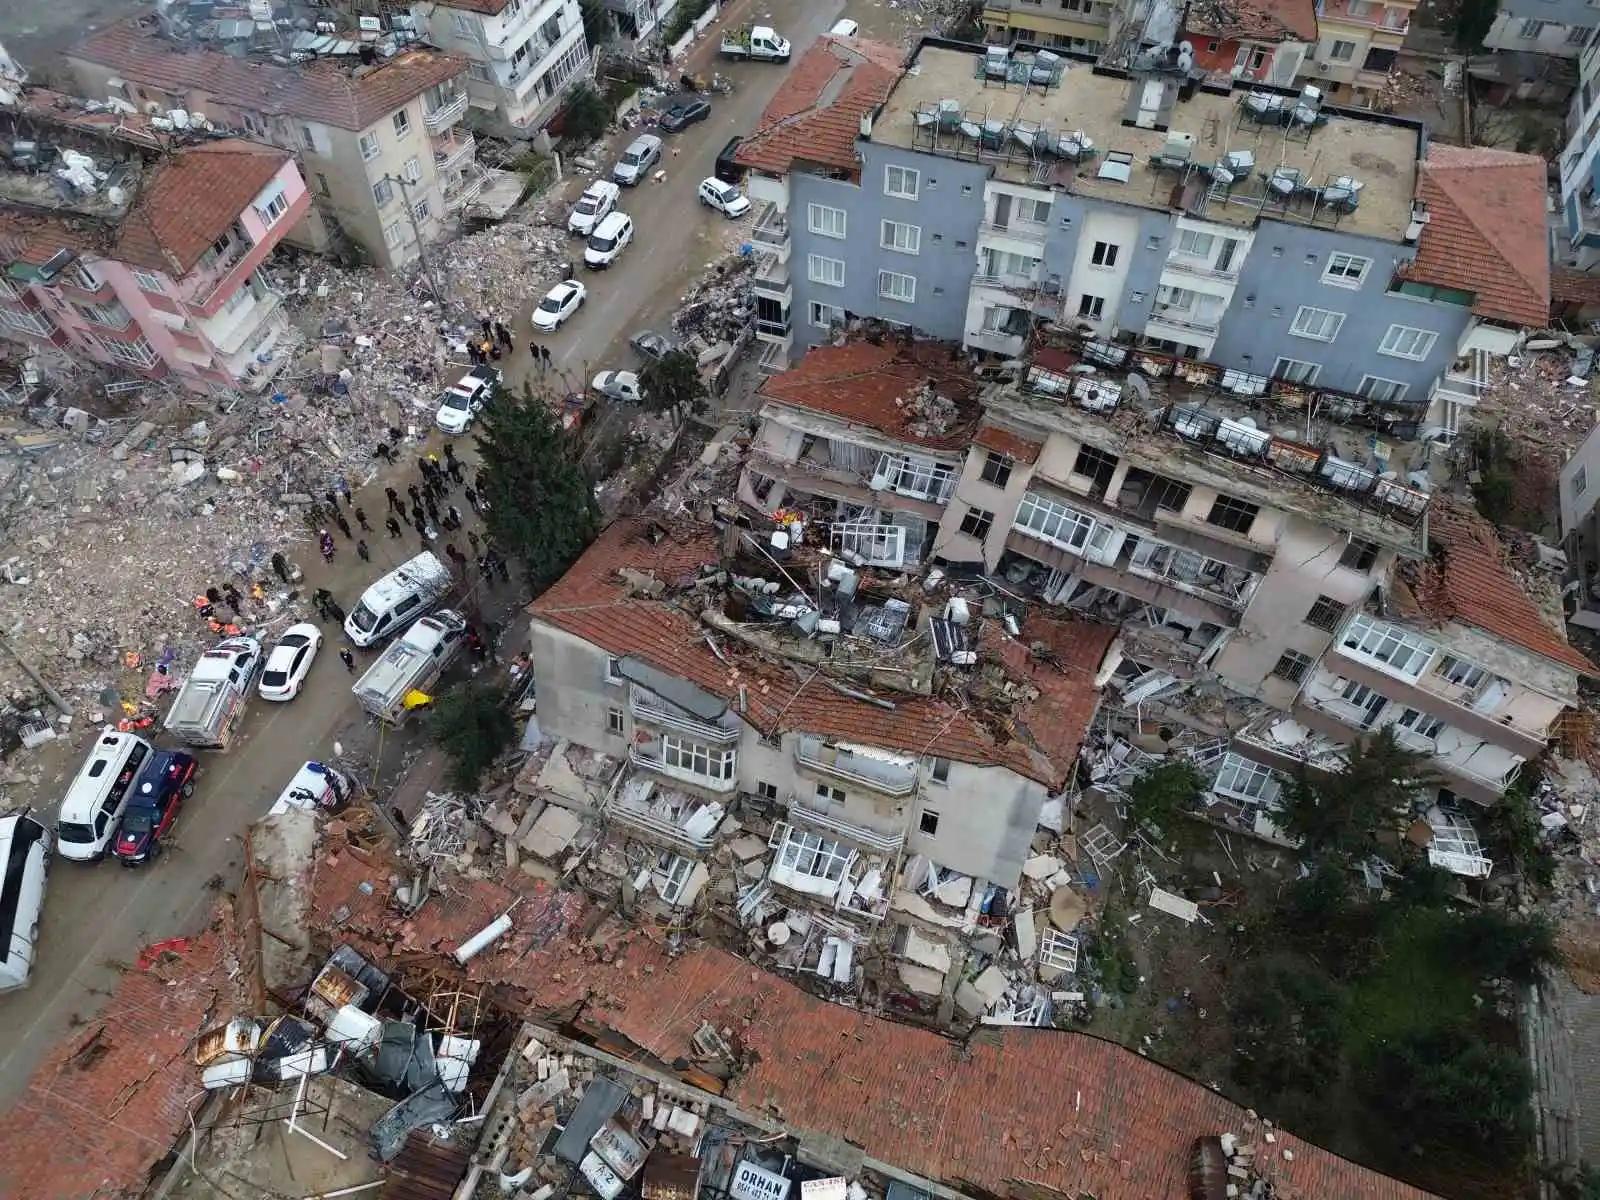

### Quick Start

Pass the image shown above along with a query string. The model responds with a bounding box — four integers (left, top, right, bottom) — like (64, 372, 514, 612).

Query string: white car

(592, 369, 642, 404)
(531, 279, 587, 332)
(829, 18, 860, 37)
(568, 179, 620, 236)
(258, 623, 323, 702)
(697, 177, 751, 218)
(583, 212, 635, 269)
(435, 364, 500, 435)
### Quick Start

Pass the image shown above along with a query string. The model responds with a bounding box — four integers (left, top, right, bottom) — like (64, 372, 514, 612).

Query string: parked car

(583, 212, 635, 269)
(434, 364, 500, 435)
(111, 750, 197, 866)
(592, 370, 642, 404)
(531, 279, 587, 331)
(629, 329, 678, 362)
(568, 179, 620, 236)
(698, 177, 751, 218)
(258, 623, 324, 702)
(659, 96, 711, 133)
(829, 18, 860, 36)
(612, 134, 663, 186)
(714, 136, 745, 185)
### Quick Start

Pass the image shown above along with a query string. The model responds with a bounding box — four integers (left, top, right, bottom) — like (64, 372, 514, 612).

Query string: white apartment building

(409, 0, 593, 140)
(68, 19, 478, 270)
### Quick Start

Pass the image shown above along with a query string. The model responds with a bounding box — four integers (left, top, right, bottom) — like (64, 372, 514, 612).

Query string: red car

(112, 750, 197, 866)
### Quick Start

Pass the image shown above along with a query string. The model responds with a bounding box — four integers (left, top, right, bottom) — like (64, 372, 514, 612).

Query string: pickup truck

(721, 24, 790, 62)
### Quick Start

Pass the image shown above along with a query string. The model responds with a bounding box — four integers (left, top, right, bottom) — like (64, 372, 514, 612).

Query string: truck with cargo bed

(352, 609, 468, 726)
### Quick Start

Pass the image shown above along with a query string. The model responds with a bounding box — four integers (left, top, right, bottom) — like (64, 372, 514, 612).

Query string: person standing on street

(271, 552, 290, 583)
(385, 515, 402, 539)
(324, 489, 339, 512)
(357, 539, 371, 562)
(464, 485, 480, 515)
(354, 507, 371, 533)
(387, 486, 404, 513)
(408, 483, 423, 508)
(339, 647, 355, 673)
(333, 511, 352, 538)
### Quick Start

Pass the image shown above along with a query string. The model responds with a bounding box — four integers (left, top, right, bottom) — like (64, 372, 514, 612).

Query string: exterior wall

(1214, 219, 1467, 402)
(981, 0, 1111, 52)
(1560, 40, 1600, 265)
(1309, 0, 1414, 96)
(1191, 37, 1306, 87)
(1561, 421, 1600, 554)
(789, 144, 986, 354)
(1483, 10, 1596, 58)
(910, 757, 1046, 888)
(1040, 198, 1170, 346)
(413, 0, 592, 139)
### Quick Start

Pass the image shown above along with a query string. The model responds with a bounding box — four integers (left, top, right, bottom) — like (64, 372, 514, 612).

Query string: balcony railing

(790, 802, 905, 854)
(606, 796, 723, 852)
(444, 169, 490, 212)
(1148, 306, 1221, 336)
(628, 746, 738, 793)
(423, 92, 469, 132)
(981, 220, 1048, 244)
(967, 328, 1027, 354)
(795, 739, 918, 797)
(973, 271, 1040, 293)
(757, 339, 789, 375)
(630, 687, 739, 743)
(433, 131, 477, 174)
(754, 256, 790, 289)
(1162, 256, 1240, 283)
(752, 203, 787, 247)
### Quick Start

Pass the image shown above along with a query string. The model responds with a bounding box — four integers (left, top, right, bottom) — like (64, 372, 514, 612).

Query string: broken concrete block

(1022, 854, 1062, 881)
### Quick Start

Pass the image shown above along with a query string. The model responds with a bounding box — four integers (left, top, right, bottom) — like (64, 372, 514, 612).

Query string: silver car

(612, 134, 663, 186)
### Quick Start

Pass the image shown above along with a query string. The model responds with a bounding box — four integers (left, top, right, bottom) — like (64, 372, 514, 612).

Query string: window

(1290, 305, 1344, 341)
(875, 453, 954, 501)
(1213, 753, 1284, 805)
(815, 783, 845, 804)
(1435, 655, 1488, 689)
(412, 199, 431, 223)
(1078, 293, 1105, 319)
(1322, 252, 1370, 286)
(1015, 492, 1096, 550)
(807, 203, 846, 238)
(1395, 709, 1444, 740)
(809, 301, 844, 329)
(807, 254, 845, 287)
(100, 336, 160, 368)
(1329, 39, 1356, 60)
(606, 707, 624, 734)
(959, 506, 994, 539)
(1340, 537, 1380, 571)
(1577, 465, 1589, 497)
(1073, 444, 1119, 485)
(605, 655, 623, 683)
(383, 221, 404, 249)
(884, 164, 920, 198)
(1206, 494, 1259, 534)
(1379, 324, 1437, 360)
(1271, 650, 1313, 684)
(1091, 240, 1119, 267)
(662, 735, 736, 781)
(359, 131, 380, 161)
(1519, 18, 1547, 37)
(1357, 375, 1408, 404)
(1341, 613, 1437, 679)
(372, 178, 395, 207)
(392, 108, 413, 138)
(878, 270, 916, 303)
(1305, 595, 1347, 632)
(401, 155, 423, 184)
(931, 757, 950, 784)
(131, 269, 165, 294)
(1176, 229, 1214, 258)
(980, 451, 1013, 488)
(1569, 24, 1594, 45)
(256, 190, 289, 226)
(881, 220, 921, 254)
(1273, 356, 1320, 384)
(0, 307, 54, 337)
(1017, 197, 1052, 223)
(77, 300, 132, 329)
(756, 781, 779, 801)
(919, 809, 941, 837)
(776, 827, 850, 883)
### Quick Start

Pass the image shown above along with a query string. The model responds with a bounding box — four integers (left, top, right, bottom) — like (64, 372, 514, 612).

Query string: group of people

(380, 443, 479, 544)
(467, 316, 515, 366)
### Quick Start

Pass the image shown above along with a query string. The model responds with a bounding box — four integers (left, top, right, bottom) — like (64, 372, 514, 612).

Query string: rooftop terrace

(873, 41, 1423, 242)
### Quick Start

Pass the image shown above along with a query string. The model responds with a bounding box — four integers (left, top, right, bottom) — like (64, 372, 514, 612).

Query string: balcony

(423, 91, 469, 133)
(1162, 256, 1240, 283)
(768, 820, 893, 921)
(444, 168, 490, 212)
(190, 240, 253, 307)
(607, 774, 727, 853)
(432, 130, 477, 174)
(630, 686, 739, 743)
(753, 255, 791, 305)
(757, 339, 789, 375)
(795, 735, 918, 797)
(1147, 305, 1221, 338)
(201, 289, 283, 357)
(790, 802, 906, 854)
(972, 271, 1041, 295)
(752, 203, 788, 249)
(980, 220, 1049, 245)
(629, 742, 738, 794)
(966, 328, 1027, 356)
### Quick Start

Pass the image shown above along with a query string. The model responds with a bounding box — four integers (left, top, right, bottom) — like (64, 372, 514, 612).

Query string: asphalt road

(0, 0, 854, 1111)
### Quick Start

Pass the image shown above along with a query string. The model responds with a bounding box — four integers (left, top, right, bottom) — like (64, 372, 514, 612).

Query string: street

(0, 0, 863, 1110)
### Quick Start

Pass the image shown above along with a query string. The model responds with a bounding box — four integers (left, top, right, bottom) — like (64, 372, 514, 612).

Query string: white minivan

(55, 729, 152, 862)
(584, 212, 634, 269)
(0, 811, 51, 992)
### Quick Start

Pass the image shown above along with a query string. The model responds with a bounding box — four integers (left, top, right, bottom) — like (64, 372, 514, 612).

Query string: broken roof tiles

(974, 422, 1044, 464)
(528, 517, 1111, 787)
(1188, 0, 1319, 43)
(1407, 144, 1551, 328)
(734, 37, 903, 178)
(70, 21, 468, 131)
(758, 341, 981, 452)
(1397, 497, 1593, 674)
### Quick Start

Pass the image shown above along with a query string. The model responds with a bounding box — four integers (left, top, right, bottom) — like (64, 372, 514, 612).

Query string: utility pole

(384, 172, 449, 313)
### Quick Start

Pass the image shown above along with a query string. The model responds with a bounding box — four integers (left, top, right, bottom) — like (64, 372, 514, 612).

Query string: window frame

(372, 178, 395, 207)
(131, 269, 166, 294)
(358, 131, 381, 162)
(1340, 537, 1380, 572)
(1378, 323, 1438, 360)
(1304, 594, 1347, 632)
(1357, 375, 1409, 404)
(606, 706, 624, 735)
(1289, 305, 1345, 341)
(979, 451, 1014, 488)
(1091, 240, 1119, 268)
(1271, 649, 1313, 684)
(918, 809, 941, 837)
(1077, 293, 1105, 320)
(1176, 228, 1214, 259)
(1272, 356, 1320, 384)
(1340, 613, 1437, 680)
(1322, 252, 1370, 287)
(1205, 493, 1259, 535)
(1212, 752, 1284, 806)
(809, 300, 844, 329)
(877, 269, 916, 303)
(959, 505, 994, 539)
(880, 219, 922, 255)
(392, 109, 411, 137)
(661, 733, 736, 781)
(884, 164, 920, 199)
(807, 203, 847, 239)
(807, 254, 845, 287)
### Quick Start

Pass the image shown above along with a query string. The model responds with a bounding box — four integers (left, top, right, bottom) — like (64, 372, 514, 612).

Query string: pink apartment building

(0, 93, 310, 393)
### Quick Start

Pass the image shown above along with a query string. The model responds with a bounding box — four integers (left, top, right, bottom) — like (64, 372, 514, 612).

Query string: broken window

(774, 826, 851, 885)
(1205, 493, 1259, 535)
(1340, 537, 1380, 572)
(1072, 445, 1119, 494)
(872, 453, 955, 503)
(1271, 649, 1312, 683)
(959, 506, 994, 539)
(756, 781, 779, 800)
(815, 782, 845, 804)
(1304, 595, 1347, 632)
(606, 707, 623, 734)
(1394, 707, 1444, 742)
(1434, 655, 1488, 690)
(979, 451, 1014, 488)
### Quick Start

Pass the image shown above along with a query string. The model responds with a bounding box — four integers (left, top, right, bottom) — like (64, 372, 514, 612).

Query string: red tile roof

(1551, 265, 1600, 309)
(305, 856, 1436, 1200)
(0, 911, 243, 1200)
(974, 422, 1044, 464)
(0, 139, 291, 278)
(1407, 144, 1550, 328)
(734, 37, 902, 177)
(1188, 0, 1318, 42)
(758, 342, 981, 452)
(70, 21, 467, 131)
(528, 518, 1112, 787)
(1397, 498, 1593, 674)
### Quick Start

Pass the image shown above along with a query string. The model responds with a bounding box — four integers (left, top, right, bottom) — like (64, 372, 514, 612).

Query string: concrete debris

(1480, 340, 1600, 456)
(671, 255, 755, 346)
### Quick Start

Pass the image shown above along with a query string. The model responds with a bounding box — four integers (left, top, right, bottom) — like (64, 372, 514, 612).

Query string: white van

(55, 729, 152, 862)
(344, 551, 453, 648)
(0, 812, 50, 992)
(584, 212, 634, 269)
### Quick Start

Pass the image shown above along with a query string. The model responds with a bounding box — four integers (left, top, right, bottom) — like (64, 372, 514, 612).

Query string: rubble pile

(1480, 340, 1600, 456)
(897, 380, 960, 438)
(671, 255, 755, 345)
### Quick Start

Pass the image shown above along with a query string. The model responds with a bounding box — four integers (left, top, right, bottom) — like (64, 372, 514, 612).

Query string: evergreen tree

(1279, 727, 1432, 863)
(639, 349, 708, 418)
(429, 680, 517, 790)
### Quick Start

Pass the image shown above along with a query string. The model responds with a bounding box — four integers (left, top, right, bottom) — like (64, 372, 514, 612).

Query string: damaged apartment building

(734, 332, 1592, 868)
(518, 514, 1117, 1019)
